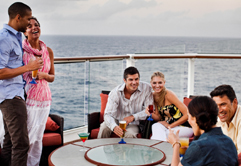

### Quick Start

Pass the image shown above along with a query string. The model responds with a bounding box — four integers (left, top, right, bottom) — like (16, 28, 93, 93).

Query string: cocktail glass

(147, 105, 154, 121)
(78, 133, 90, 151)
(179, 137, 189, 157)
(118, 121, 126, 144)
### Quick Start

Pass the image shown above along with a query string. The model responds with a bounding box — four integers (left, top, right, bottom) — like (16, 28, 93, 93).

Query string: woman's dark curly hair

(188, 96, 218, 132)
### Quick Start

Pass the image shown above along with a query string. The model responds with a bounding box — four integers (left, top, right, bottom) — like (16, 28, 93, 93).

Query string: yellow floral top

(157, 104, 190, 127)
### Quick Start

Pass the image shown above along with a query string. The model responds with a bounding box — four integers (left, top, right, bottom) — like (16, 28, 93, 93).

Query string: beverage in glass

(179, 137, 189, 156)
(119, 121, 126, 138)
(148, 105, 153, 113)
(30, 54, 41, 84)
(78, 133, 90, 151)
(118, 121, 126, 144)
(147, 105, 154, 121)
(30, 69, 38, 84)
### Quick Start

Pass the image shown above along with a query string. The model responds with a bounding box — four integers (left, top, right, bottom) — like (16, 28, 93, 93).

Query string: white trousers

(150, 122, 194, 141)
(27, 104, 50, 166)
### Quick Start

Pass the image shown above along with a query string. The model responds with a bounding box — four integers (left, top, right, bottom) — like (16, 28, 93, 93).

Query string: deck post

(84, 60, 90, 125)
(187, 58, 195, 97)
(126, 54, 135, 67)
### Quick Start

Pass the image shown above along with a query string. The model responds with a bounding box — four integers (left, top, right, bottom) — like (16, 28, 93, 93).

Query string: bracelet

(172, 141, 181, 148)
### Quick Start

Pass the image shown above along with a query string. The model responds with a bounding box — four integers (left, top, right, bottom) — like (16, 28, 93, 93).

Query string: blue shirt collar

(3, 24, 23, 48)
(3, 24, 18, 35)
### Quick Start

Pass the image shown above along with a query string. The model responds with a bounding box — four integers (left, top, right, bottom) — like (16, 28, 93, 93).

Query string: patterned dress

(151, 104, 193, 141)
(157, 104, 190, 127)
(22, 39, 52, 166)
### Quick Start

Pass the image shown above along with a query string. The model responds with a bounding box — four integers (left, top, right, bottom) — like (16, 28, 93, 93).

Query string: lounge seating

(88, 91, 195, 140)
(88, 91, 146, 139)
(41, 114, 64, 166)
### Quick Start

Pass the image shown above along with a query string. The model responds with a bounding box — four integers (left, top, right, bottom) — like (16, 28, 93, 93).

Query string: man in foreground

(98, 66, 153, 138)
(0, 2, 43, 166)
(210, 84, 241, 154)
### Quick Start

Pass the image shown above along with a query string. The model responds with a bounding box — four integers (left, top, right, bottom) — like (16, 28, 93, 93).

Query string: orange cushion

(100, 93, 108, 123)
(183, 97, 192, 107)
(42, 133, 62, 146)
(45, 117, 60, 131)
(238, 152, 241, 166)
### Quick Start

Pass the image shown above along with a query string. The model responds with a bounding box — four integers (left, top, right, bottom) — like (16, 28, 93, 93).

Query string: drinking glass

(179, 137, 189, 157)
(78, 133, 90, 151)
(118, 121, 126, 144)
(30, 55, 41, 84)
(147, 105, 154, 121)
(30, 69, 38, 84)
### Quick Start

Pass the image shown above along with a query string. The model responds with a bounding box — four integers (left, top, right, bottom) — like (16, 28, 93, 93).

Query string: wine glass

(78, 133, 90, 151)
(118, 121, 126, 144)
(147, 105, 154, 121)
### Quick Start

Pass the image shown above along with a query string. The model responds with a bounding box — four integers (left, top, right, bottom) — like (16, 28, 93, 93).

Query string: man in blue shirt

(0, 2, 43, 166)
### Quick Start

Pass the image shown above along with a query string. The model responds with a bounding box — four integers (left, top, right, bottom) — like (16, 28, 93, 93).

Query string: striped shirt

(104, 81, 153, 131)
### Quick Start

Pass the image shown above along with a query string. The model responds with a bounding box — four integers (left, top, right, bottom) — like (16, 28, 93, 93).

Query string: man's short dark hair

(123, 66, 140, 80)
(8, 2, 31, 19)
(210, 84, 237, 102)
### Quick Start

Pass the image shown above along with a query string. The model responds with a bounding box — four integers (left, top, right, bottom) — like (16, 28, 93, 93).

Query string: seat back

(183, 97, 192, 107)
(99, 91, 110, 123)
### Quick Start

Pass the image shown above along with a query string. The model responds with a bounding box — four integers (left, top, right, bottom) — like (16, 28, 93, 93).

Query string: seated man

(97, 66, 153, 138)
(210, 84, 241, 154)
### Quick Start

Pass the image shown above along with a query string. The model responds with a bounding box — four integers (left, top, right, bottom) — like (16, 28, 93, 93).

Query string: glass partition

(49, 62, 85, 130)
(49, 56, 241, 131)
(135, 59, 187, 101)
(88, 60, 124, 114)
(194, 58, 241, 103)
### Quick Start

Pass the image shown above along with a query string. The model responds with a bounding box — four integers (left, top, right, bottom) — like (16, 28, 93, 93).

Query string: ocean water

(40, 35, 241, 130)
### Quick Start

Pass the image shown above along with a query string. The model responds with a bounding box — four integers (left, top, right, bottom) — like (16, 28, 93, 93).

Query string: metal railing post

(187, 58, 195, 97)
(84, 60, 90, 125)
(126, 54, 135, 67)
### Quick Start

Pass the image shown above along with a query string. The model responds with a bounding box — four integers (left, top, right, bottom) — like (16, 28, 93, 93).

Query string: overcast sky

(1, 0, 241, 38)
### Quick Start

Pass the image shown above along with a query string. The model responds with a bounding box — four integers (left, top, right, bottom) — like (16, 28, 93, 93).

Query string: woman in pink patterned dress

(22, 17, 55, 166)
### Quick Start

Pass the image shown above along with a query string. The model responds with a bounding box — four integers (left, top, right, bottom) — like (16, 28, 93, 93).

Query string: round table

(49, 138, 173, 166)
(85, 144, 165, 166)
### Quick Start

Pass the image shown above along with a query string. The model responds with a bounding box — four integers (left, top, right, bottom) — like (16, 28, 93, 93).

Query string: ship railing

(52, 53, 241, 143)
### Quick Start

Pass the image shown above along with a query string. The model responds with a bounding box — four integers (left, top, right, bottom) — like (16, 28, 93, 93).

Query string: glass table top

(85, 144, 165, 166)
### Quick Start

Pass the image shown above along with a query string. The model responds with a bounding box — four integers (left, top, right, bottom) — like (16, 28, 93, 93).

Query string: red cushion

(42, 133, 62, 146)
(45, 117, 60, 131)
(90, 128, 119, 139)
(183, 97, 192, 107)
(100, 93, 108, 123)
(238, 152, 241, 166)
(90, 128, 100, 139)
